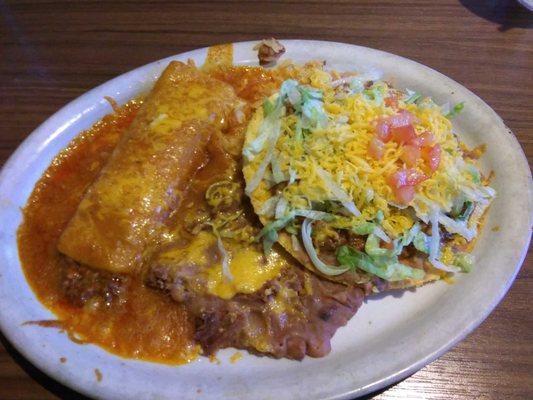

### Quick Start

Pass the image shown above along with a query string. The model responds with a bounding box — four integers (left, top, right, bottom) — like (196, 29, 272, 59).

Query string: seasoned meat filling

(62, 260, 128, 307)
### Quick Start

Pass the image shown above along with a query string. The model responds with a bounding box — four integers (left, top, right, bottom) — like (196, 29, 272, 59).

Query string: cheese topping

(160, 231, 284, 300)
(242, 63, 495, 280)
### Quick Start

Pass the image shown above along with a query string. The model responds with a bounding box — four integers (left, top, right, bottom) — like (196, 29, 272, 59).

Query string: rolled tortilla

(58, 61, 237, 274)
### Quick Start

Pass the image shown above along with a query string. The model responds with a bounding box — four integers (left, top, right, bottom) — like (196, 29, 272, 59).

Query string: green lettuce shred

(336, 245, 425, 282)
(446, 102, 464, 118)
(453, 253, 474, 272)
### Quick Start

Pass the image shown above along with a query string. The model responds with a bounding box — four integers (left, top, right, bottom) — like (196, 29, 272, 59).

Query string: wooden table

(1, 1, 531, 398)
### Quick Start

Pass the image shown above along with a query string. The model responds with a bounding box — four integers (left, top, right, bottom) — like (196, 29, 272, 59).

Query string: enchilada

(58, 61, 238, 274)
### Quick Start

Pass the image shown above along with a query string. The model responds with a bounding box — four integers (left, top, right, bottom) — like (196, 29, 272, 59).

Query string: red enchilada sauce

(18, 100, 201, 364)
(17, 61, 287, 364)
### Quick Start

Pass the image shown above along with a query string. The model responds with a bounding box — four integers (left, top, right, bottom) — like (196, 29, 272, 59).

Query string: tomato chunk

(394, 185, 415, 204)
(418, 131, 435, 147)
(400, 145, 420, 167)
(388, 168, 426, 204)
(389, 109, 415, 128)
(388, 168, 427, 188)
(375, 118, 392, 142)
(369, 137, 385, 160)
(422, 144, 441, 171)
(405, 168, 427, 185)
(391, 124, 417, 144)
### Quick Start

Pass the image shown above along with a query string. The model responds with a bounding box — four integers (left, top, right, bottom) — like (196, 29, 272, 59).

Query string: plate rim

(0, 39, 531, 400)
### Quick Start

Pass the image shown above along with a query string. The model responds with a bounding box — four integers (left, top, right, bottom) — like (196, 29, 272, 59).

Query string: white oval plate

(0, 40, 531, 400)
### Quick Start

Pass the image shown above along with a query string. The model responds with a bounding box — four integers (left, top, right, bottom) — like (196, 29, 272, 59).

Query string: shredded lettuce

(288, 167, 298, 184)
(298, 86, 323, 102)
(262, 229, 278, 255)
(257, 195, 279, 217)
(217, 236, 233, 281)
(294, 118, 303, 142)
(348, 221, 390, 243)
(257, 215, 294, 254)
(245, 79, 329, 194)
(336, 245, 425, 282)
(363, 86, 384, 105)
(431, 259, 461, 273)
(333, 68, 383, 94)
(262, 98, 275, 116)
(301, 219, 350, 276)
(243, 99, 282, 162)
(349, 78, 365, 94)
(457, 202, 474, 222)
(245, 111, 283, 195)
(464, 163, 481, 184)
(439, 213, 476, 241)
(365, 234, 389, 257)
(259, 207, 334, 255)
(404, 89, 422, 104)
(270, 150, 287, 184)
(446, 102, 464, 118)
(373, 226, 391, 243)
(413, 232, 430, 253)
(351, 222, 376, 235)
(378, 223, 422, 258)
(451, 195, 467, 217)
(461, 185, 496, 204)
(274, 197, 289, 219)
(454, 252, 474, 272)
(402, 223, 421, 246)
(279, 79, 299, 100)
(428, 209, 441, 261)
(301, 98, 327, 129)
(293, 209, 332, 221)
(281, 80, 327, 129)
(315, 166, 361, 217)
(426, 210, 461, 273)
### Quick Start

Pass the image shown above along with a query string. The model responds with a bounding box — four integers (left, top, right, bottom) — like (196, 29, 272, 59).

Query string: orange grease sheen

(17, 62, 286, 364)
(17, 101, 197, 364)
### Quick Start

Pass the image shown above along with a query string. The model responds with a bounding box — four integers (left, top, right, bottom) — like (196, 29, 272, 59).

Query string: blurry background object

(517, 0, 533, 11)
(459, 0, 532, 29)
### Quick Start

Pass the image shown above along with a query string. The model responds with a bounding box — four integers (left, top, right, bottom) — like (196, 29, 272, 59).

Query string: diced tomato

(368, 137, 385, 160)
(388, 168, 427, 188)
(388, 168, 426, 204)
(375, 118, 392, 142)
(400, 145, 420, 167)
(394, 185, 415, 204)
(422, 144, 441, 171)
(409, 136, 423, 147)
(405, 168, 427, 185)
(391, 124, 417, 144)
(389, 109, 415, 128)
(384, 93, 399, 109)
(387, 170, 404, 188)
(407, 130, 435, 148)
(418, 131, 435, 147)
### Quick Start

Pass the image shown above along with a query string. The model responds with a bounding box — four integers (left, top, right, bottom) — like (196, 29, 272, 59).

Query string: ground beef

(61, 258, 128, 307)
(147, 263, 364, 360)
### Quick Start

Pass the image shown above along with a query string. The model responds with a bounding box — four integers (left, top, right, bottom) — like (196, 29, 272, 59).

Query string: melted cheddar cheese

(157, 231, 284, 300)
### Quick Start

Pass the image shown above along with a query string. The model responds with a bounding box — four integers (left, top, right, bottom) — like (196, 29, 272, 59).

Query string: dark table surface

(1, 1, 532, 399)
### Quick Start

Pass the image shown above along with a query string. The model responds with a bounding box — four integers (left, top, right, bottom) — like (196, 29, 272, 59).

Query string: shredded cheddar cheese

(242, 62, 495, 283)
